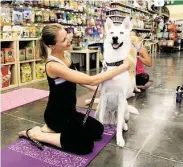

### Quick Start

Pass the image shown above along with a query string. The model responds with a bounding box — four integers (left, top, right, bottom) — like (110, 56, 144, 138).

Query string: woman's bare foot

(18, 126, 44, 141)
(41, 124, 55, 133)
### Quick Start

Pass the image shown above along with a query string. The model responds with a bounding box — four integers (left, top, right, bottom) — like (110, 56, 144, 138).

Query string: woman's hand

(123, 59, 130, 71)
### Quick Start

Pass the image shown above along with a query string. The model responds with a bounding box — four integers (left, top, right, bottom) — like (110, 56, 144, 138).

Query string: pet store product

(1, 65, 11, 88)
(19, 49, 26, 61)
(25, 47, 34, 60)
(1, 50, 5, 64)
(20, 63, 32, 83)
(3, 48, 14, 63)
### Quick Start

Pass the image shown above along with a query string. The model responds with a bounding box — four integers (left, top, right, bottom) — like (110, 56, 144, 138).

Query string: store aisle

(1, 51, 183, 167)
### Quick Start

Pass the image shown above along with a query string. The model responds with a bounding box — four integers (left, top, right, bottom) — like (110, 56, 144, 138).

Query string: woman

(18, 24, 130, 155)
(136, 46, 152, 86)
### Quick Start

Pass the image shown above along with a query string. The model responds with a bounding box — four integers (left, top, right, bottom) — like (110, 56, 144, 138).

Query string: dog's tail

(128, 105, 139, 114)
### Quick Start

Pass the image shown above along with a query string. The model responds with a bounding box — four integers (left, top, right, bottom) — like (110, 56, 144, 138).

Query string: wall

(166, 5, 183, 20)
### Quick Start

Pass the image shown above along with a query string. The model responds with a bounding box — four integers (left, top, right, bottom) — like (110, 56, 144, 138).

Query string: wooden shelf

(0, 38, 38, 42)
(0, 39, 16, 42)
(18, 38, 38, 41)
(19, 60, 35, 63)
(19, 78, 46, 86)
(1, 62, 15, 66)
(35, 59, 44, 61)
(1, 84, 18, 91)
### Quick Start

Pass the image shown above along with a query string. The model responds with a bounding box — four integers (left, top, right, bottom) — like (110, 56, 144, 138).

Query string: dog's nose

(112, 36, 118, 43)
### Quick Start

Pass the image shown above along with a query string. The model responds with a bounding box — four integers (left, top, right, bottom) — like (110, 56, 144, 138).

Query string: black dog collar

(106, 60, 124, 66)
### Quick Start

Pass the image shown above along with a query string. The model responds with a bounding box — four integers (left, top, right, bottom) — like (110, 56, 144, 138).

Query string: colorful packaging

(25, 47, 34, 60)
(3, 48, 14, 63)
(19, 49, 26, 61)
(1, 65, 11, 88)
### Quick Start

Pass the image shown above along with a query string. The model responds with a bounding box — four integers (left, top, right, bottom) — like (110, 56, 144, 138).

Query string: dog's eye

(120, 32, 124, 35)
(110, 32, 114, 34)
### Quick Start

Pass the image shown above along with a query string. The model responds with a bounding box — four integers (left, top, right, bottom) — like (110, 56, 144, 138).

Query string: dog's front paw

(116, 134, 125, 147)
(117, 137, 125, 148)
(123, 123, 128, 131)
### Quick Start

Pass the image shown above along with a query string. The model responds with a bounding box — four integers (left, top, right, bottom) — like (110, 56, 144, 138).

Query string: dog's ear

(105, 17, 114, 32)
(122, 17, 132, 31)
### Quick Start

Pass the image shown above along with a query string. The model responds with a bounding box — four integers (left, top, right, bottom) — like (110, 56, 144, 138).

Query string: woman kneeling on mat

(18, 24, 130, 155)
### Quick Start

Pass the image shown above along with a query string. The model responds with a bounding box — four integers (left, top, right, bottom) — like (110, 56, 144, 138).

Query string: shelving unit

(1, 39, 18, 91)
(106, 1, 155, 43)
(1, 38, 46, 91)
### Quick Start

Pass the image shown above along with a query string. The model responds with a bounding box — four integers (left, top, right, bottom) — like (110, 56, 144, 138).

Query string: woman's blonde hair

(38, 24, 63, 59)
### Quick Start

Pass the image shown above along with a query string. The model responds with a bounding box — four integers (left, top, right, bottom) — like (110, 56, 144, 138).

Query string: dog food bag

(1, 65, 11, 88)
(19, 49, 26, 61)
(20, 63, 32, 83)
(25, 47, 34, 60)
(3, 48, 14, 63)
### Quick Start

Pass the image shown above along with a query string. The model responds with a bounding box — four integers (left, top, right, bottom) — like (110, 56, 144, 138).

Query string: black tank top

(44, 59, 77, 130)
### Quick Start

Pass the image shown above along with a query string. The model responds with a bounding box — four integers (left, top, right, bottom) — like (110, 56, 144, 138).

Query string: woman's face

(54, 29, 71, 52)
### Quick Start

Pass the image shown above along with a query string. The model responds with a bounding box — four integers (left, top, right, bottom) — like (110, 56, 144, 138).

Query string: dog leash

(83, 84, 100, 126)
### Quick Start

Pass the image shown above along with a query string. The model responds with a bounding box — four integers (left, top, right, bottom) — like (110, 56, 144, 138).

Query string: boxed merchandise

(3, 48, 14, 63)
(25, 47, 34, 60)
(3, 26, 12, 39)
(12, 26, 22, 39)
(1, 50, 5, 64)
(29, 26, 36, 38)
(1, 65, 11, 88)
(19, 49, 26, 61)
(20, 63, 32, 83)
(36, 63, 46, 79)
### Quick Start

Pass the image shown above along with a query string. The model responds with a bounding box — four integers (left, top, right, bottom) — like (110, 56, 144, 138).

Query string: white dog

(85, 31, 146, 105)
(94, 17, 139, 147)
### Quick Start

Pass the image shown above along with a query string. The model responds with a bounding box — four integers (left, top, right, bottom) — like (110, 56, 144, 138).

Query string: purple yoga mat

(1, 125, 115, 167)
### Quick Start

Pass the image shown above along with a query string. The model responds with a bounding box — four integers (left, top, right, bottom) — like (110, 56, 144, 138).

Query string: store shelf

(113, 21, 123, 24)
(1, 84, 18, 91)
(161, 13, 169, 18)
(0, 39, 16, 42)
(109, 8, 131, 14)
(133, 28, 151, 31)
(19, 78, 46, 86)
(88, 41, 104, 45)
(35, 59, 44, 61)
(18, 38, 38, 41)
(19, 60, 35, 63)
(1, 62, 15, 66)
(110, 2, 150, 14)
(108, 15, 126, 18)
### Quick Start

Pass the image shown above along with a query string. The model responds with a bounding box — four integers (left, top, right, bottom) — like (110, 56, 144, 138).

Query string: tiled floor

(1, 51, 183, 167)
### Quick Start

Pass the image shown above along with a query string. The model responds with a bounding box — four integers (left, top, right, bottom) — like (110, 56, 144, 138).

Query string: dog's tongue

(112, 44, 119, 49)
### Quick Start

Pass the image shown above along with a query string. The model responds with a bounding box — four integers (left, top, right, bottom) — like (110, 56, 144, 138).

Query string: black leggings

(136, 73, 149, 86)
(57, 112, 104, 155)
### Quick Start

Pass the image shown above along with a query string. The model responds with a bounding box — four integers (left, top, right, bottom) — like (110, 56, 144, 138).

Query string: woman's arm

(137, 47, 152, 67)
(46, 60, 130, 86)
